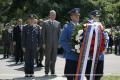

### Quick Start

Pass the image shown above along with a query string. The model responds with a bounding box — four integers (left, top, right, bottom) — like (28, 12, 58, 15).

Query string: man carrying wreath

(60, 8, 81, 80)
(75, 10, 107, 80)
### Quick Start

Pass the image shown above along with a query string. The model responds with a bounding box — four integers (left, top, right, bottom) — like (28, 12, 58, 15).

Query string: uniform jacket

(22, 25, 41, 50)
(2, 29, 12, 45)
(59, 22, 79, 61)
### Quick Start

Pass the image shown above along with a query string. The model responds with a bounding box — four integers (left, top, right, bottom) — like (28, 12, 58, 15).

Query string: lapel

(48, 20, 56, 27)
(16, 25, 20, 33)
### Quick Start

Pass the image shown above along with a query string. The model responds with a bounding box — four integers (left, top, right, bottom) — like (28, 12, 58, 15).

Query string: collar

(49, 19, 55, 22)
(70, 21, 79, 26)
(17, 25, 23, 27)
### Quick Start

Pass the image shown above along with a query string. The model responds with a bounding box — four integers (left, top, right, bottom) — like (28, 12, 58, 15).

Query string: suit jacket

(13, 25, 22, 45)
(42, 20, 61, 49)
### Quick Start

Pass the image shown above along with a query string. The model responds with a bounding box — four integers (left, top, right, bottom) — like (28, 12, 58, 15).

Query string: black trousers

(107, 46, 112, 54)
(3, 44, 10, 58)
(64, 59, 78, 80)
(85, 60, 104, 80)
(15, 45, 23, 62)
(24, 49, 35, 74)
(115, 44, 120, 55)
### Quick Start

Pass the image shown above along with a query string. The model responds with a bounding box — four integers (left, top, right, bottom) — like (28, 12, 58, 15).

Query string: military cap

(90, 10, 101, 17)
(5, 23, 10, 28)
(27, 14, 37, 19)
(5, 23, 10, 26)
(68, 8, 80, 16)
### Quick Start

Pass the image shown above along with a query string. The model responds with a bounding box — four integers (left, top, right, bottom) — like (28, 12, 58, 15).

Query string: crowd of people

(106, 32, 120, 55)
(2, 10, 60, 77)
(1, 8, 120, 80)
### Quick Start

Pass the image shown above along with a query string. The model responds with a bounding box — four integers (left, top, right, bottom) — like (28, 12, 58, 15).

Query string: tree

(0, 0, 119, 26)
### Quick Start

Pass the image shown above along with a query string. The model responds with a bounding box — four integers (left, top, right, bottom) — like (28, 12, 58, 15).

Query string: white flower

(75, 44, 80, 49)
(78, 30, 83, 35)
(77, 49, 80, 53)
(75, 44, 80, 54)
(75, 30, 83, 42)
(76, 34, 80, 42)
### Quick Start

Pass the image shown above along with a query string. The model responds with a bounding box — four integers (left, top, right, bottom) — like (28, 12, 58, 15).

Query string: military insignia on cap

(96, 12, 98, 15)
(68, 8, 80, 15)
(76, 10, 79, 13)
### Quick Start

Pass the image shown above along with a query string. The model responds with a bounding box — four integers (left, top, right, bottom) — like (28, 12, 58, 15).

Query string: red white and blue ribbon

(90, 23, 100, 80)
(75, 22, 102, 80)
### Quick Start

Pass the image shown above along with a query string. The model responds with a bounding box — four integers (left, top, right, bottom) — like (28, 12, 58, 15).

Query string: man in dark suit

(22, 14, 41, 77)
(13, 19, 23, 64)
(42, 10, 61, 75)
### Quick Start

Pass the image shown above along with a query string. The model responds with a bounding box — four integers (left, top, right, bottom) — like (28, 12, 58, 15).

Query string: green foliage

(71, 23, 83, 41)
(114, 32, 120, 37)
(0, 0, 119, 26)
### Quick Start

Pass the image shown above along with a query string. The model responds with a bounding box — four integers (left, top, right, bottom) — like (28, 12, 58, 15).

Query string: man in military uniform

(34, 19, 44, 67)
(38, 19, 44, 65)
(2, 23, 12, 58)
(60, 8, 80, 80)
(107, 32, 113, 54)
(42, 10, 61, 75)
(85, 10, 106, 80)
(22, 14, 41, 77)
(13, 19, 23, 64)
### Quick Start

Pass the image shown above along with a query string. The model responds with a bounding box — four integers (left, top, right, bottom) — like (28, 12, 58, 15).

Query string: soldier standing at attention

(22, 14, 41, 77)
(34, 19, 44, 67)
(38, 19, 45, 67)
(42, 10, 61, 75)
(59, 8, 80, 80)
(2, 23, 12, 58)
(85, 10, 106, 80)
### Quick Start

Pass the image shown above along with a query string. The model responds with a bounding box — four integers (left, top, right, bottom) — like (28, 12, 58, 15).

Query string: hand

(13, 42, 16, 46)
(43, 44, 46, 49)
(83, 23, 87, 27)
(58, 45, 61, 48)
(71, 49, 75, 52)
(37, 47, 40, 51)
(22, 48, 26, 53)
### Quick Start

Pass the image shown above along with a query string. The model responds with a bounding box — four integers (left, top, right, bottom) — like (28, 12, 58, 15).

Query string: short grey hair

(50, 10, 56, 15)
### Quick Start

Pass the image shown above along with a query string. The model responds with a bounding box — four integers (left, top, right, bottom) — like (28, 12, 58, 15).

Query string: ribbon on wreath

(75, 22, 104, 80)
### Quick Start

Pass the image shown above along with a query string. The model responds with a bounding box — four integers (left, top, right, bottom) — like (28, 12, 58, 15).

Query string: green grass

(102, 76, 120, 80)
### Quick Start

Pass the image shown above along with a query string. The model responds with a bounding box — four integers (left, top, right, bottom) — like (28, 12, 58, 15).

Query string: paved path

(104, 54, 120, 75)
(0, 54, 120, 80)
(0, 55, 66, 80)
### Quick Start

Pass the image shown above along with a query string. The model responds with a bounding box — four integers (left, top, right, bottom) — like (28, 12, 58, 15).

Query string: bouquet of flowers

(71, 23, 84, 54)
